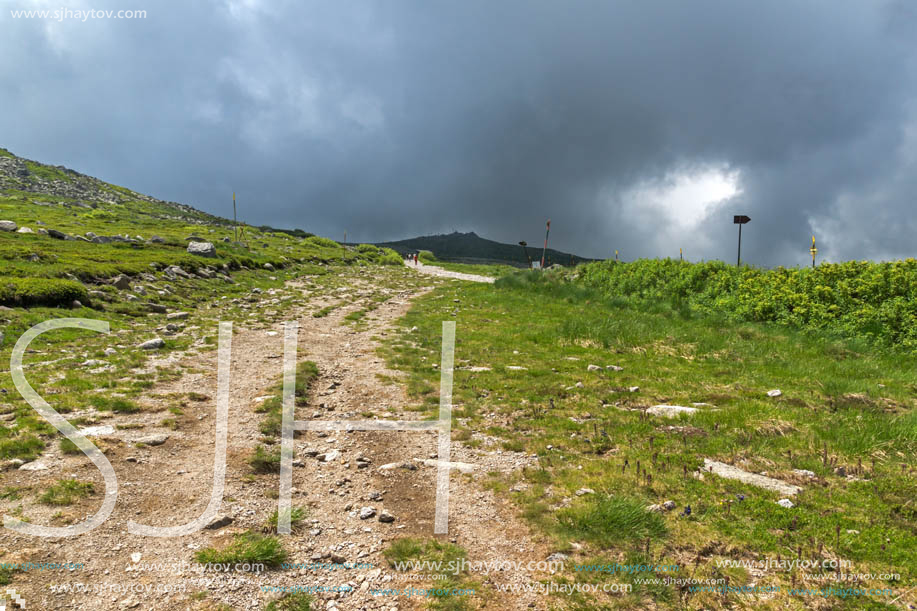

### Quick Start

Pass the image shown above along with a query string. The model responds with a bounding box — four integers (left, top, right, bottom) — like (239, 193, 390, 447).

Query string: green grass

(39, 479, 95, 505)
(264, 592, 313, 611)
(89, 396, 141, 413)
(263, 506, 308, 533)
(382, 269, 917, 609)
(426, 260, 518, 278)
(384, 538, 478, 610)
(249, 445, 281, 474)
(194, 531, 287, 567)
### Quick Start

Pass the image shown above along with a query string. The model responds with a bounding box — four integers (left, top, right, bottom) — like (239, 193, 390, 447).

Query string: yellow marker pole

(233, 192, 237, 242)
(680, 247, 683, 262)
(809, 235, 817, 268)
(615, 250, 619, 262)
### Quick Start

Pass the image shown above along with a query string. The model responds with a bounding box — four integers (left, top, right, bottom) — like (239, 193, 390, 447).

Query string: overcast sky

(2, 0, 917, 265)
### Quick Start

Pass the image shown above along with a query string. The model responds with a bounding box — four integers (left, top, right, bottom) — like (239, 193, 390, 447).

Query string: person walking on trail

(413, 253, 418, 266)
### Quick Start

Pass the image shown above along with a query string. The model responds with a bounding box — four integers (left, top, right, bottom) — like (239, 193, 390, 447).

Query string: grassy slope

(382, 271, 914, 610)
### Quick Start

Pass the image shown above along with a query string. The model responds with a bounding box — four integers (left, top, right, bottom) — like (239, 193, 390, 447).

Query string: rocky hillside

(0, 146, 402, 308)
(0, 147, 222, 226)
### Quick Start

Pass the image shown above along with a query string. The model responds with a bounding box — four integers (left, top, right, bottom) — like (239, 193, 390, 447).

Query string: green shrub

(0, 277, 88, 308)
(356, 243, 381, 254)
(418, 250, 437, 263)
(379, 248, 404, 266)
(567, 258, 917, 350)
(303, 236, 342, 249)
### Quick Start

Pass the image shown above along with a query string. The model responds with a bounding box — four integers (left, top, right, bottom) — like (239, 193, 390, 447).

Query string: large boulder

(187, 241, 216, 257)
(0, 220, 17, 232)
(47, 229, 67, 240)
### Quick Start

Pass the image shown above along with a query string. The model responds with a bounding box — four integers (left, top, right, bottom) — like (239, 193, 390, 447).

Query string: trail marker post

(810, 235, 817, 268)
(540, 220, 551, 269)
(734, 215, 750, 266)
(232, 192, 237, 242)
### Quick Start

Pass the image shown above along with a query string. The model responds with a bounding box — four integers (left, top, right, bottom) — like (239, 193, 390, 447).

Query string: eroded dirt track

(5, 270, 547, 610)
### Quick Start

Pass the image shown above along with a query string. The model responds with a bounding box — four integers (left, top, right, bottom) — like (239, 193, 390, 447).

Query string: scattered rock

(587, 364, 602, 372)
(19, 461, 49, 471)
(793, 469, 816, 478)
(264, 263, 275, 270)
(575, 488, 595, 496)
(79, 425, 115, 436)
(767, 389, 783, 397)
(418, 459, 474, 473)
(318, 449, 341, 462)
(138, 338, 165, 350)
(647, 405, 698, 418)
(776, 498, 794, 508)
(628, 386, 640, 392)
(606, 365, 624, 371)
(378, 511, 395, 523)
(150, 235, 165, 243)
(834, 466, 847, 477)
(662, 500, 677, 511)
(144, 302, 168, 314)
(16, 226, 33, 234)
(702, 459, 802, 496)
(166, 311, 189, 320)
(205, 514, 234, 529)
(111, 274, 131, 290)
(358, 507, 376, 520)
(0, 220, 17, 232)
(646, 504, 663, 513)
(135, 434, 169, 446)
(47, 229, 67, 240)
(187, 241, 216, 257)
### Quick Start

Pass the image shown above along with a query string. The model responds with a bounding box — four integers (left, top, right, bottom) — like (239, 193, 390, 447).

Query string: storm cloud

(2, 0, 917, 265)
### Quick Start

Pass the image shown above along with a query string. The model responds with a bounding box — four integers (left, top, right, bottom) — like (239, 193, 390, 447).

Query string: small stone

(606, 365, 624, 371)
(166, 311, 189, 320)
(587, 364, 601, 372)
(0, 220, 17, 232)
(834, 466, 847, 477)
(111, 274, 131, 290)
(138, 338, 165, 350)
(187, 241, 216, 257)
(575, 381, 585, 388)
(378, 511, 395, 523)
(19, 461, 49, 471)
(776, 498, 794, 508)
(135, 434, 169, 446)
(628, 386, 640, 392)
(767, 389, 782, 397)
(205, 514, 234, 529)
(319, 449, 341, 462)
(359, 507, 376, 520)
(662, 500, 676, 511)
(575, 488, 595, 496)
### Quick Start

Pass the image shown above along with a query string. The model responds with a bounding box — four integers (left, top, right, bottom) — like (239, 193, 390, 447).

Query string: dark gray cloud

(2, 0, 916, 264)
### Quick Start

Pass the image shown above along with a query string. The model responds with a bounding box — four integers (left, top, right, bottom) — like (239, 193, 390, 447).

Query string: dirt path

(6, 269, 548, 610)
(404, 261, 495, 284)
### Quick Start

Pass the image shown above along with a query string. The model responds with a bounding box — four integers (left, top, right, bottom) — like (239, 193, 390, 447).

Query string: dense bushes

(418, 250, 437, 263)
(0, 277, 88, 308)
(575, 258, 917, 349)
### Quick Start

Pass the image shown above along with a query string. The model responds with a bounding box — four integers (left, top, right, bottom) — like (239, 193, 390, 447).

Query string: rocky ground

(3, 268, 550, 611)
